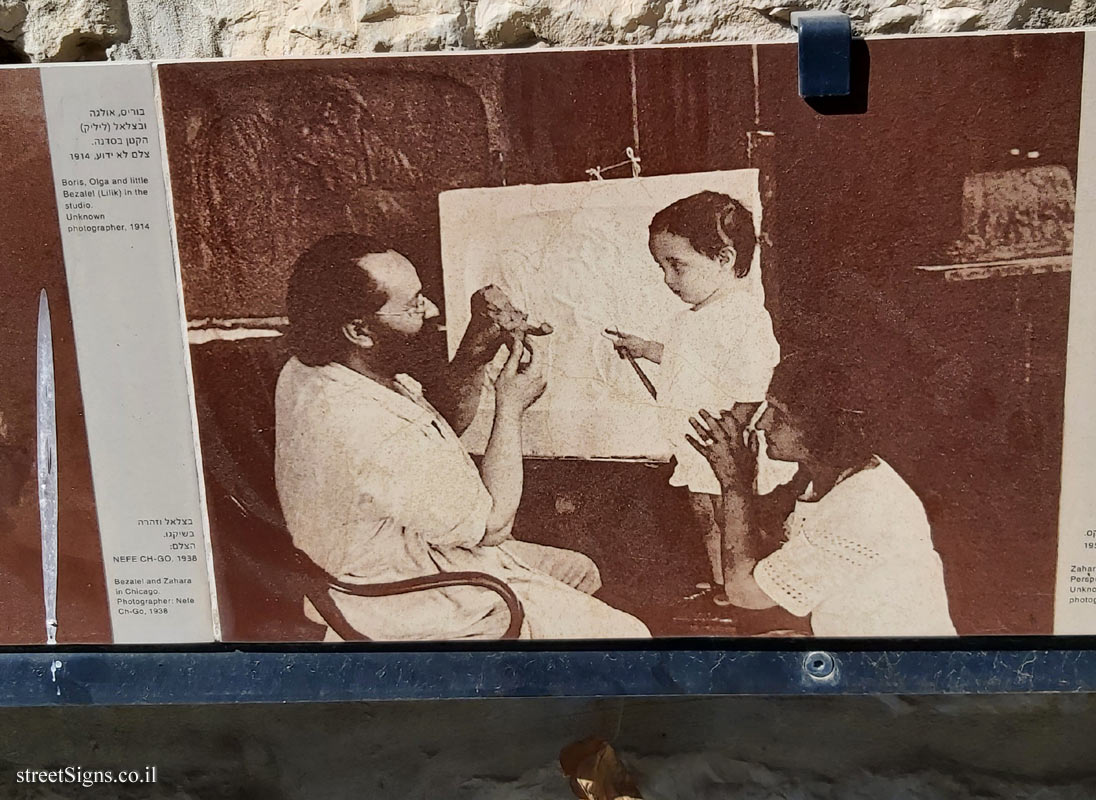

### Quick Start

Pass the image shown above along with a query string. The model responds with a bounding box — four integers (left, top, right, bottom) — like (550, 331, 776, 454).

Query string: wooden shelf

(916, 255, 1072, 282)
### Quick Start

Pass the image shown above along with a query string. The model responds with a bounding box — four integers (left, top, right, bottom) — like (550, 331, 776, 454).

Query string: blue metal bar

(1, 647, 1095, 706)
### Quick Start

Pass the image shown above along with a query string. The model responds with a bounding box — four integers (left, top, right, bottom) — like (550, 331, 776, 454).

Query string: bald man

(274, 233, 649, 641)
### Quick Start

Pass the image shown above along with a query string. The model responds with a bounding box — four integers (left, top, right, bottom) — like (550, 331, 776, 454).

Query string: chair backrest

(190, 336, 329, 640)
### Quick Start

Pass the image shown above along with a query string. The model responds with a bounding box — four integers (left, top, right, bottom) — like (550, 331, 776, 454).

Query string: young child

(607, 190, 788, 604)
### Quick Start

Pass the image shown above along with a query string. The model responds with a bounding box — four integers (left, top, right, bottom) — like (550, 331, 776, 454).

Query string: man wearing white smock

(275, 233, 650, 641)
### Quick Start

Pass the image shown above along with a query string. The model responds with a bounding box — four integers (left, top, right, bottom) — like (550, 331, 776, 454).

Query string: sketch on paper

(440, 170, 764, 459)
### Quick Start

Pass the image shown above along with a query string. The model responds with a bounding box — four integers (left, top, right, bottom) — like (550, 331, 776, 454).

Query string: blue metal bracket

(791, 10, 853, 98)
(3, 646, 1096, 706)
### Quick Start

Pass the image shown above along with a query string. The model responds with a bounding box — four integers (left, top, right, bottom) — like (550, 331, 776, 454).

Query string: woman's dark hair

(766, 352, 872, 466)
(649, 191, 756, 278)
(285, 233, 394, 367)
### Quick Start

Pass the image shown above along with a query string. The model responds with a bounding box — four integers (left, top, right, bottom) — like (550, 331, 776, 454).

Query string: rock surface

(2, 695, 1096, 798)
(0, 0, 1087, 61)
(3, 0, 129, 61)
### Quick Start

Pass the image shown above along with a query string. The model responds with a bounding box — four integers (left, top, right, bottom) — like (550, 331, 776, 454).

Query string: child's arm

(604, 329, 664, 364)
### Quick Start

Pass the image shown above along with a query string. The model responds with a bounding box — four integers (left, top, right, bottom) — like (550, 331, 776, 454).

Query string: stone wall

(4, 695, 1096, 798)
(0, 0, 1090, 63)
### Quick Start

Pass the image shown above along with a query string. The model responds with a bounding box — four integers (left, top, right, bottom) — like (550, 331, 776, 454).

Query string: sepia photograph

(0, 68, 111, 644)
(439, 169, 772, 460)
(158, 31, 1082, 640)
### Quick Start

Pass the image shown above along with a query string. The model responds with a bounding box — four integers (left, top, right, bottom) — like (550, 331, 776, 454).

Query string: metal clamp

(791, 11, 852, 99)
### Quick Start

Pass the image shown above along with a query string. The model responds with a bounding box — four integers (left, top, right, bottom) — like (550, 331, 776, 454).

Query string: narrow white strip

(1054, 32, 1096, 634)
(39, 63, 216, 644)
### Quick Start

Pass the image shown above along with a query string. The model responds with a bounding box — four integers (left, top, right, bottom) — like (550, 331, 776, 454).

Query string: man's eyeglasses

(376, 294, 430, 319)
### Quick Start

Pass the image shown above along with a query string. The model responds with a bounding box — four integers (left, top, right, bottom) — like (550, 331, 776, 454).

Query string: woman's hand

(726, 401, 761, 430)
(686, 409, 758, 492)
(494, 332, 547, 416)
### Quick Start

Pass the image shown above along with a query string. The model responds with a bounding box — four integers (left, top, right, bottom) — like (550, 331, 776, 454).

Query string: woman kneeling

(686, 356, 956, 637)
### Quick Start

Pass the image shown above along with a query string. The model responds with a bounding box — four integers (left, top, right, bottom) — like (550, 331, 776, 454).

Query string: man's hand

(459, 285, 552, 367)
(456, 306, 507, 367)
(494, 333, 547, 416)
(686, 409, 758, 492)
(480, 332, 546, 545)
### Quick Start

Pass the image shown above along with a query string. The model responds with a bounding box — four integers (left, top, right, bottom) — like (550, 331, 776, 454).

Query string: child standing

(607, 190, 788, 605)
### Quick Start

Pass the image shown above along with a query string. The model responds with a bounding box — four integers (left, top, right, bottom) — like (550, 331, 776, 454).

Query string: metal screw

(804, 651, 835, 680)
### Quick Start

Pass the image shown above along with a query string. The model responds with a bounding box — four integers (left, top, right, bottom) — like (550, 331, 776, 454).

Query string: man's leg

(500, 539, 602, 594)
(506, 576, 650, 639)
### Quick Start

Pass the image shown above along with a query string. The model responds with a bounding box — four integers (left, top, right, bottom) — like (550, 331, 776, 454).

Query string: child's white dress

(657, 280, 793, 495)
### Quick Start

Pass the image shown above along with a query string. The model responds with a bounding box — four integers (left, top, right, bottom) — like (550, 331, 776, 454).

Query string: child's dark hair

(649, 191, 756, 278)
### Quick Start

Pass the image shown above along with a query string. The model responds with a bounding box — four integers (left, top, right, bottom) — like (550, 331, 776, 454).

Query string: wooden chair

(286, 546, 525, 641)
(191, 338, 526, 641)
